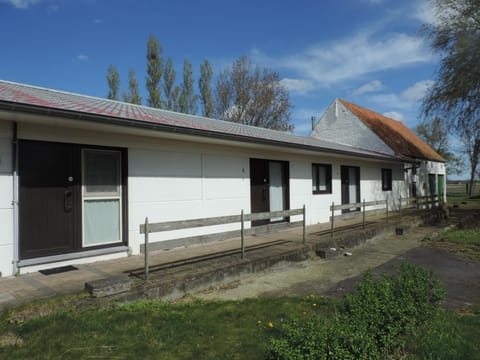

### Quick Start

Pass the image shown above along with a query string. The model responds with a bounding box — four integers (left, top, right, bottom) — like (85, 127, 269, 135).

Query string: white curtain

(269, 162, 284, 221)
(84, 199, 120, 246)
(349, 167, 358, 205)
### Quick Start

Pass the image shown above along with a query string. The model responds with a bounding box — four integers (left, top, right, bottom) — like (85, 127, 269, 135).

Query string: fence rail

(139, 206, 306, 280)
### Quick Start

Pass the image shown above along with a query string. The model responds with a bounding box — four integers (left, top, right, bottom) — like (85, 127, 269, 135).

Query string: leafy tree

(173, 85, 182, 112)
(122, 69, 142, 105)
(179, 60, 198, 114)
(421, 0, 480, 190)
(415, 117, 463, 176)
(106, 64, 120, 100)
(163, 58, 178, 111)
(214, 56, 293, 131)
(199, 60, 214, 117)
(146, 35, 163, 108)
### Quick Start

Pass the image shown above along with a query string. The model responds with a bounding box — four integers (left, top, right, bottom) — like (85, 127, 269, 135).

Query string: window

(312, 164, 332, 194)
(382, 168, 392, 191)
(82, 149, 122, 247)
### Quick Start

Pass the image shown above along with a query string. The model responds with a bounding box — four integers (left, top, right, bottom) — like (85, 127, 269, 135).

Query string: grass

(0, 296, 338, 359)
(1, 294, 479, 359)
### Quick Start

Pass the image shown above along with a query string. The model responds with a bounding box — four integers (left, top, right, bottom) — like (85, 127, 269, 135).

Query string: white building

(0, 81, 445, 276)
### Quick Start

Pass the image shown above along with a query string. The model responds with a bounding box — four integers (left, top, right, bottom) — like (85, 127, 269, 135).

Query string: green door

(438, 174, 445, 203)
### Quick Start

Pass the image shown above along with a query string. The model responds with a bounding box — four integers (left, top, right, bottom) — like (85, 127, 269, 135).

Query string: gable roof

(339, 99, 445, 162)
(0, 80, 404, 162)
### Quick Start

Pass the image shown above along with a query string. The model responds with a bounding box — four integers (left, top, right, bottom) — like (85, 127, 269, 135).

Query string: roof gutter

(0, 101, 409, 163)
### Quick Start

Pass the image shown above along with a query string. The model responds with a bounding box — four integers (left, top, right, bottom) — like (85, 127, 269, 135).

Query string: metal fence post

(144, 217, 149, 281)
(330, 201, 334, 239)
(362, 199, 366, 230)
(241, 209, 245, 259)
(302, 204, 306, 245)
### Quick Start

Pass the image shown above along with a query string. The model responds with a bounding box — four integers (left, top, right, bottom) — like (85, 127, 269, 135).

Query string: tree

(163, 58, 178, 111)
(106, 64, 120, 100)
(214, 56, 293, 131)
(415, 117, 463, 176)
(421, 0, 480, 193)
(179, 60, 198, 114)
(146, 35, 163, 108)
(199, 60, 214, 117)
(460, 123, 480, 196)
(122, 69, 142, 105)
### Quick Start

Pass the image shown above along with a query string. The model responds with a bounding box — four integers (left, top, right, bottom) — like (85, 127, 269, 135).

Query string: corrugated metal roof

(0, 80, 404, 161)
(339, 99, 445, 162)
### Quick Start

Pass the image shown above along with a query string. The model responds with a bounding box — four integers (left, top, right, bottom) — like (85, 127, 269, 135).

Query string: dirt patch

(0, 332, 23, 347)
(192, 224, 480, 310)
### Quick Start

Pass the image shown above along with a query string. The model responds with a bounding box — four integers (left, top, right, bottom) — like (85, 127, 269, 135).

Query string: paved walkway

(0, 211, 406, 311)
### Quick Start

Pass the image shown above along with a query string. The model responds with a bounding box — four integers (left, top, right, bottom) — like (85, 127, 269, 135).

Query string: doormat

(39, 265, 78, 276)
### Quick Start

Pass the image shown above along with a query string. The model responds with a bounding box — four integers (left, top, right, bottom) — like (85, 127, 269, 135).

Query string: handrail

(139, 206, 306, 280)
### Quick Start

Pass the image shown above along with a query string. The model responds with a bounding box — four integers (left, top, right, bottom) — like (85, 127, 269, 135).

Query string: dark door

(250, 159, 269, 226)
(341, 166, 360, 213)
(19, 140, 79, 259)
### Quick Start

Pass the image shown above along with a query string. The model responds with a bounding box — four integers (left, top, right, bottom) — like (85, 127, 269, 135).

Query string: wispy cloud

(0, 0, 40, 8)
(254, 29, 435, 92)
(93, 18, 103, 24)
(353, 80, 384, 95)
(369, 80, 434, 109)
(280, 78, 315, 95)
(412, 0, 439, 25)
(77, 54, 89, 61)
(383, 111, 404, 121)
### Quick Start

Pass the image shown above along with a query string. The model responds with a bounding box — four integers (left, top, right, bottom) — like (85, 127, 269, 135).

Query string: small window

(382, 168, 392, 191)
(312, 164, 332, 194)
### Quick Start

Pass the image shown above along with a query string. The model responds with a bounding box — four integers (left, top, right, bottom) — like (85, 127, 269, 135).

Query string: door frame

(18, 139, 128, 260)
(249, 158, 289, 226)
(340, 165, 360, 213)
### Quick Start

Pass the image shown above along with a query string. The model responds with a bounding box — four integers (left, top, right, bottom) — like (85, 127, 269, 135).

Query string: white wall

(0, 121, 14, 276)
(0, 119, 411, 274)
(128, 149, 251, 253)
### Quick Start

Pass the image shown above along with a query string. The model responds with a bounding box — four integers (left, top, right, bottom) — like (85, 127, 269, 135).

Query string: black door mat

(39, 265, 78, 275)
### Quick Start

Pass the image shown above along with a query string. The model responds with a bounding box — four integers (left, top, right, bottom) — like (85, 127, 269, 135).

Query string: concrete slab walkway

(0, 211, 416, 311)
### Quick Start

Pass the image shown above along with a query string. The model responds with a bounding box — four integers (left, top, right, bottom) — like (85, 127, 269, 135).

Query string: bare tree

(214, 56, 293, 132)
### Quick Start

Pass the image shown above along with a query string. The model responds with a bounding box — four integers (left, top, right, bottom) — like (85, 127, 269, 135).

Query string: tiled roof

(0, 80, 404, 161)
(339, 99, 445, 162)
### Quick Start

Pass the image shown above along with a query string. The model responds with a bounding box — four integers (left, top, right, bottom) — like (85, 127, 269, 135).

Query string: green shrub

(265, 262, 446, 359)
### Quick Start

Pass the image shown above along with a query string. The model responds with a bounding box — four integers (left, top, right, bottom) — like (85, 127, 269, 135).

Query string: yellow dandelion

(312, 303, 317, 307)
(268, 322, 273, 328)
(257, 320, 262, 324)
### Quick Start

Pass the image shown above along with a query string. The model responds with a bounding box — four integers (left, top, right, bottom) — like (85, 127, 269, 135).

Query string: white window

(82, 149, 122, 246)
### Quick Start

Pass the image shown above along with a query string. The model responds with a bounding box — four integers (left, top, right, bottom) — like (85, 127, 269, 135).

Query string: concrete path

(194, 225, 480, 310)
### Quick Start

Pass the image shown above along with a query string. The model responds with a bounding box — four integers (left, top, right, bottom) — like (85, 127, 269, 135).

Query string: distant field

(447, 183, 480, 196)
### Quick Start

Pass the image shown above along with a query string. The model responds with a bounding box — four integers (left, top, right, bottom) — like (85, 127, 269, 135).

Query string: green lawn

(1, 286, 479, 359)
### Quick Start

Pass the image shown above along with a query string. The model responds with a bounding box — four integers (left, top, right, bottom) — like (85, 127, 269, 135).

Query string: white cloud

(413, 0, 439, 25)
(383, 111, 404, 121)
(369, 80, 434, 109)
(354, 80, 384, 95)
(402, 80, 434, 101)
(280, 78, 315, 94)
(0, 0, 40, 8)
(77, 54, 89, 61)
(93, 18, 103, 24)
(254, 29, 434, 91)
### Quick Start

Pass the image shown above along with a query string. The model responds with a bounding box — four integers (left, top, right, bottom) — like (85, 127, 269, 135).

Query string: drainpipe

(11, 122, 19, 275)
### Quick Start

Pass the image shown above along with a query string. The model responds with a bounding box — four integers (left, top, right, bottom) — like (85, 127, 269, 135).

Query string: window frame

(381, 168, 393, 191)
(312, 163, 332, 195)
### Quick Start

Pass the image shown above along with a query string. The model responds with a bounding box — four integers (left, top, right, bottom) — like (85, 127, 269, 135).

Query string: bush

(265, 262, 445, 359)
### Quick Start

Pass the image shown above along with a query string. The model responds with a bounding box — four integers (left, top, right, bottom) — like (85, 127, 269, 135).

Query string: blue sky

(0, 0, 439, 136)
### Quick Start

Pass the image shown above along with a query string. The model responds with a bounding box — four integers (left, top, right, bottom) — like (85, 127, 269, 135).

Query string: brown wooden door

(19, 140, 79, 259)
(250, 158, 269, 226)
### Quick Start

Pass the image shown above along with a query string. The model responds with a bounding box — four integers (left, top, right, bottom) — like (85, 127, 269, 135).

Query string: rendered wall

(0, 121, 14, 276)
